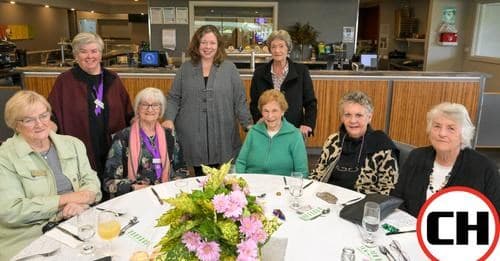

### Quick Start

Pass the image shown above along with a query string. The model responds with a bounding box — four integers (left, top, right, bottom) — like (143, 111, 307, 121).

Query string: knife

(302, 180, 314, 189)
(151, 187, 164, 205)
(56, 226, 83, 242)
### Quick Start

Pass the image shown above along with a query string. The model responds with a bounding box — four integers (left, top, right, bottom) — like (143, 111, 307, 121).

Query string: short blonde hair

(258, 89, 288, 112)
(267, 30, 293, 52)
(134, 87, 167, 119)
(426, 102, 475, 149)
(4, 90, 51, 130)
(72, 32, 104, 58)
(339, 91, 374, 115)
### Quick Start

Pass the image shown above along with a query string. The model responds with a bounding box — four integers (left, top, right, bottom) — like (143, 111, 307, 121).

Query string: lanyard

(93, 73, 104, 116)
(139, 128, 162, 180)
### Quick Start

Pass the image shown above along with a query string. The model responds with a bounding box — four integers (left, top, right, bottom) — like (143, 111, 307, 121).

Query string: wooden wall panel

(24, 76, 56, 98)
(389, 81, 480, 147)
(309, 80, 389, 147)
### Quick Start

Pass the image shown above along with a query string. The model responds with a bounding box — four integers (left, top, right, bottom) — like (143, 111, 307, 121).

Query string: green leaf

(157, 208, 184, 227)
(165, 194, 199, 214)
(159, 241, 197, 261)
(198, 219, 222, 241)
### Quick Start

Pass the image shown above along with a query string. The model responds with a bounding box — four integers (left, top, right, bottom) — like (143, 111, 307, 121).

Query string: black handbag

(339, 193, 403, 225)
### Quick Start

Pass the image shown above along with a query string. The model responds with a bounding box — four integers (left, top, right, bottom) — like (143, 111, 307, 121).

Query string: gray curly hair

(339, 91, 374, 115)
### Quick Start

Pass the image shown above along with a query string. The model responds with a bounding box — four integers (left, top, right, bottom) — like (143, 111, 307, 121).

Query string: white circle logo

(417, 186, 499, 260)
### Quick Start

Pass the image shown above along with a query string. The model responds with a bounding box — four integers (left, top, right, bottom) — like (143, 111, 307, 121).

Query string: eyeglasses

(17, 111, 51, 127)
(335, 165, 360, 173)
(139, 103, 161, 110)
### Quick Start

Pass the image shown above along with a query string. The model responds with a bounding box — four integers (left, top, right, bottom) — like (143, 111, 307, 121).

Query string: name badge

(152, 158, 161, 164)
(31, 170, 47, 177)
(94, 99, 105, 109)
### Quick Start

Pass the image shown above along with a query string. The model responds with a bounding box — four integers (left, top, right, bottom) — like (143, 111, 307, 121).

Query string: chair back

(394, 141, 416, 167)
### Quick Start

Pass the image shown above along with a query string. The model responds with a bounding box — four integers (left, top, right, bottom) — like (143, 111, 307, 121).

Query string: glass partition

(189, 1, 278, 49)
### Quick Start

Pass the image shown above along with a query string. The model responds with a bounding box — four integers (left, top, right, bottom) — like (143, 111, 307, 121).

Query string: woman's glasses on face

(140, 103, 161, 111)
(17, 111, 51, 127)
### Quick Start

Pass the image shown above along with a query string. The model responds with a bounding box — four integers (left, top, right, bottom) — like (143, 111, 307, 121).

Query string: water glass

(174, 178, 188, 194)
(361, 201, 380, 247)
(289, 172, 304, 210)
(77, 208, 96, 255)
(341, 247, 355, 261)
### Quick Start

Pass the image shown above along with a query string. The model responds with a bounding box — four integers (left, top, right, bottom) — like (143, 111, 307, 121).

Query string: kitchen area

(1, 0, 499, 152)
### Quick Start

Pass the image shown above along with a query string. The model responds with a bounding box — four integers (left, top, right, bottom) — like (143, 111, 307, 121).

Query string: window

(189, 1, 278, 48)
(471, 1, 500, 62)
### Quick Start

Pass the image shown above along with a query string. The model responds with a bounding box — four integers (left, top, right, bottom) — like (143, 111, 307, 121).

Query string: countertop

(16, 66, 487, 80)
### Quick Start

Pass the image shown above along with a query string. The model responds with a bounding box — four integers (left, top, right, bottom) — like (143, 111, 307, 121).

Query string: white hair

(426, 102, 475, 149)
(133, 87, 166, 119)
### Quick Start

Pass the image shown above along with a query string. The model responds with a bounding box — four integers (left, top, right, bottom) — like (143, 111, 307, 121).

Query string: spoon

(15, 247, 60, 261)
(379, 245, 396, 261)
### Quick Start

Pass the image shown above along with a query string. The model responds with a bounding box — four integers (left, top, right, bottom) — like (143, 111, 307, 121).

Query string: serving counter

(18, 66, 486, 148)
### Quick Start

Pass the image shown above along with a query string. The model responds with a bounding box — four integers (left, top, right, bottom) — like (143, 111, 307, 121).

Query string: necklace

(428, 171, 451, 193)
(335, 134, 365, 173)
(39, 143, 51, 160)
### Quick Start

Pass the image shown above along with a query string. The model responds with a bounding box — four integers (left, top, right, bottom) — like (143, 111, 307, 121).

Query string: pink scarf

(127, 121, 170, 183)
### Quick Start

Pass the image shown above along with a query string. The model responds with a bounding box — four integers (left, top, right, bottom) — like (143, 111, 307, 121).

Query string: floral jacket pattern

(310, 132, 399, 195)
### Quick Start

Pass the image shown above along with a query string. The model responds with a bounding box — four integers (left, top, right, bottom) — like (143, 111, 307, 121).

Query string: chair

(394, 141, 416, 167)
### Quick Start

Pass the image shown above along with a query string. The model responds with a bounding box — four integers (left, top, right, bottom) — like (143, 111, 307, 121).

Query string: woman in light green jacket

(0, 91, 102, 260)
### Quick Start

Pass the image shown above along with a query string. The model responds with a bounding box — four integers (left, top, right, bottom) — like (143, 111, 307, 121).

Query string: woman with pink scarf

(104, 87, 186, 197)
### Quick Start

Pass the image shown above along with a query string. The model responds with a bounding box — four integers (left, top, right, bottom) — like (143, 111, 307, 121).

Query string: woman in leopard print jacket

(310, 91, 399, 195)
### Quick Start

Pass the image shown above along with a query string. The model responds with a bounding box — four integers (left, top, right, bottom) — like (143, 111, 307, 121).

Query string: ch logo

(417, 186, 499, 260)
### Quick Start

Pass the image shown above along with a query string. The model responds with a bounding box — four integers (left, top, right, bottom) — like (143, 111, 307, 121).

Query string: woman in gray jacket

(164, 25, 252, 176)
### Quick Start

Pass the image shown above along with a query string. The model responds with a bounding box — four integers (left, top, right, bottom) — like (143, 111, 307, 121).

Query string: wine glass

(289, 172, 304, 210)
(361, 201, 380, 247)
(77, 208, 96, 255)
(97, 211, 121, 255)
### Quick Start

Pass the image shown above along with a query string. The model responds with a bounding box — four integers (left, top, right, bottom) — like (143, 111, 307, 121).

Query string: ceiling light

(70, 8, 75, 11)
(140, 13, 144, 15)
(91, 10, 95, 13)
(9, 1, 15, 4)
(134, 0, 139, 2)
(44, 5, 50, 8)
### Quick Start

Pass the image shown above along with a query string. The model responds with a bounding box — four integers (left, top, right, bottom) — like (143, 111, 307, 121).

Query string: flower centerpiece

(155, 161, 281, 261)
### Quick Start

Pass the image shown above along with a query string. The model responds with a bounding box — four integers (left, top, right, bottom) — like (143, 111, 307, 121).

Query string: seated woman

(104, 87, 187, 197)
(236, 89, 308, 176)
(310, 91, 399, 195)
(392, 102, 500, 216)
(0, 91, 101, 260)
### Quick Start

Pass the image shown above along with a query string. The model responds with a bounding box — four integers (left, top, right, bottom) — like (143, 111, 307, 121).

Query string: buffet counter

(18, 66, 486, 148)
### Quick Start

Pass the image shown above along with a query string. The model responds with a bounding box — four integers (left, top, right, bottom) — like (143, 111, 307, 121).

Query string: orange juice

(98, 220, 121, 240)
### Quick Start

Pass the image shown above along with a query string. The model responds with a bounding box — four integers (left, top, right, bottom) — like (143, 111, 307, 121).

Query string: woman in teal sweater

(236, 89, 308, 176)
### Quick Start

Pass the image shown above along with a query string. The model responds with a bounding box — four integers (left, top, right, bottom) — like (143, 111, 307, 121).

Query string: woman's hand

(299, 125, 313, 138)
(162, 120, 175, 130)
(61, 203, 89, 219)
(132, 183, 149, 191)
(59, 190, 97, 206)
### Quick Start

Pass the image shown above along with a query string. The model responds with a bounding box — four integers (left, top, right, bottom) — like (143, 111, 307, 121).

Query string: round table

(13, 174, 429, 260)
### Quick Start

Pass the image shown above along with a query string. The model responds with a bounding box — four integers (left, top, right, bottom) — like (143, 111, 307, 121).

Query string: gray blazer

(166, 60, 252, 166)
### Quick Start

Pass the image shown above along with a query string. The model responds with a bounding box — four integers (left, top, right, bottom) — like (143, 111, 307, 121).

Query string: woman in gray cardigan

(164, 25, 252, 176)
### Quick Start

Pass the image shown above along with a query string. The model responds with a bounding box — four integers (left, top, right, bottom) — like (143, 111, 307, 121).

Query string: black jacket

(391, 146, 500, 217)
(250, 58, 317, 131)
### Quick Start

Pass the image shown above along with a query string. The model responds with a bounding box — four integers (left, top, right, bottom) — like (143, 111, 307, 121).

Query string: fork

(15, 247, 59, 261)
(379, 245, 396, 261)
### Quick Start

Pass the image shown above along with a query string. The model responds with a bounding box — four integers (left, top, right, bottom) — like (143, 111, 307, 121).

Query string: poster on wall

(442, 7, 456, 25)
(163, 7, 175, 24)
(176, 7, 188, 24)
(79, 19, 96, 33)
(343, 26, 355, 43)
(150, 7, 163, 24)
(162, 29, 176, 50)
(1, 24, 33, 40)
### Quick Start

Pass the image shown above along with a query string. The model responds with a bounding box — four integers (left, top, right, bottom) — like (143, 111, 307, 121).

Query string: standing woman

(164, 25, 252, 176)
(250, 30, 317, 137)
(48, 32, 134, 188)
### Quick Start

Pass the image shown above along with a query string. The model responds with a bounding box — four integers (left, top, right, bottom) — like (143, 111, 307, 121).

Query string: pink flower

(237, 239, 258, 261)
(213, 194, 230, 213)
(232, 183, 242, 191)
(250, 228, 268, 244)
(230, 190, 248, 207)
(181, 231, 202, 252)
(239, 215, 262, 236)
(196, 241, 220, 261)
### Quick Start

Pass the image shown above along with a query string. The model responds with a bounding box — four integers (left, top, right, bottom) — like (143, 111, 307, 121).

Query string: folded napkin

(261, 237, 288, 261)
(11, 236, 60, 261)
(46, 223, 83, 248)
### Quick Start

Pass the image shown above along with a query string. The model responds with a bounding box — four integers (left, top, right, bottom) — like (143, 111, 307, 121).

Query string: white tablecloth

(12, 174, 438, 260)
